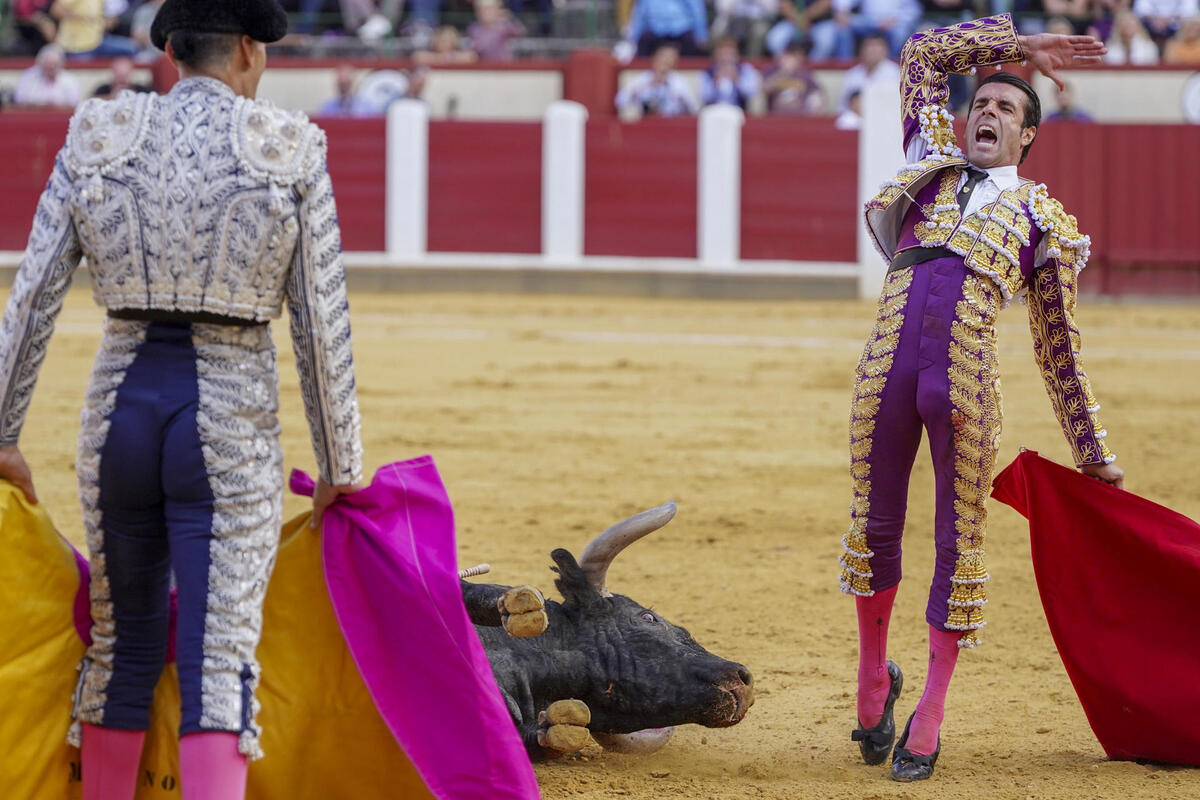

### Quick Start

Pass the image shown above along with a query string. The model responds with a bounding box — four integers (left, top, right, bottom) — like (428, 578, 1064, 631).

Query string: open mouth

(975, 124, 998, 145)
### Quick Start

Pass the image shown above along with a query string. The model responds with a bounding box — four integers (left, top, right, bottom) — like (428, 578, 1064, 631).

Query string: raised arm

(1025, 193, 1117, 478)
(285, 134, 364, 493)
(899, 15, 1023, 158)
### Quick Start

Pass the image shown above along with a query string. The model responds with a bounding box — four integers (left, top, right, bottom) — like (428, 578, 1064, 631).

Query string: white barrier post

(698, 104, 745, 268)
(386, 99, 429, 260)
(857, 79, 905, 299)
(542, 101, 588, 263)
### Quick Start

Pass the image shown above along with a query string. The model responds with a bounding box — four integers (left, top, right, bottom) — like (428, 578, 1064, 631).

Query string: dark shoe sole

(852, 660, 903, 766)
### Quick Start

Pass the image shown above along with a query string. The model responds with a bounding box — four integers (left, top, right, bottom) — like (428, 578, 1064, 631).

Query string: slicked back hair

(168, 31, 240, 72)
(971, 72, 1041, 163)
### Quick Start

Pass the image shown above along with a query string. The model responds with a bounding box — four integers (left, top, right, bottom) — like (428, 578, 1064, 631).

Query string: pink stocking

(907, 625, 962, 755)
(82, 723, 145, 800)
(855, 584, 898, 727)
(179, 732, 248, 800)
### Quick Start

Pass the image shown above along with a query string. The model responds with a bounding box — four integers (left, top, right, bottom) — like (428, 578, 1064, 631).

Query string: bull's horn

(578, 502, 676, 597)
(459, 563, 491, 579)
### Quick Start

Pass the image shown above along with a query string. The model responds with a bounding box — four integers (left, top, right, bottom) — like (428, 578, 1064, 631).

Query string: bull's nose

(737, 666, 752, 686)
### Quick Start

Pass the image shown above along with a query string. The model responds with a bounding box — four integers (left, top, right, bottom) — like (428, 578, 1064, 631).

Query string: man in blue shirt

(628, 0, 710, 56)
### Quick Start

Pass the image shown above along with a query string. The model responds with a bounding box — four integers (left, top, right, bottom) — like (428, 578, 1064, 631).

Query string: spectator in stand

(839, 31, 899, 110)
(763, 37, 825, 113)
(415, 25, 480, 64)
(129, 0, 164, 53)
(468, 0, 526, 61)
(1165, 15, 1200, 61)
(1106, 9, 1162, 62)
(809, 0, 922, 60)
(406, 65, 430, 102)
(316, 64, 378, 117)
(699, 35, 762, 108)
(1088, 0, 1127, 42)
(918, 0, 972, 25)
(13, 43, 81, 107)
(765, 0, 833, 57)
(1135, 0, 1200, 47)
(50, 0, 140, 58)
(711, 0, 781, 58)
(615, 43, 699, 117)
(627, 0, 710, 57)
(1043, 81, 1095, 122)
(13, 0, 58, 57)
(92, 55, 151, 98)
(1043, 0, 1093, 31)
(1045, 15, 1077, 37)
(835, 87, 861, 129)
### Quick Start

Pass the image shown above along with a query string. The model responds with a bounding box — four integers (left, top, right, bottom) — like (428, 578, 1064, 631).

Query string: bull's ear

(550, 548, 602, 608)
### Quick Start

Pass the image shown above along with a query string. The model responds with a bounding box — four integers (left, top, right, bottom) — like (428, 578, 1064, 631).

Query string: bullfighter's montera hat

(150, 0, 289, 51)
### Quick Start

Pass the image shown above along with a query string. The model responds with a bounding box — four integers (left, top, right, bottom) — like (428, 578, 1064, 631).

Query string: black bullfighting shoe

(890, 712, 940, 782)
(850, 660, 903, 766)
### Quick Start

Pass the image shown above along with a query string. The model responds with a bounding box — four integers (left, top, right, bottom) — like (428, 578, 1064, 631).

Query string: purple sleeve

(898, 15, 1023, 155)
(1027, 263, 1115, 467)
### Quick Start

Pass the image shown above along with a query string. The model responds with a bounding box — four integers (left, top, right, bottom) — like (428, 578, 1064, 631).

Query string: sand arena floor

(19, 288, 1200, 800)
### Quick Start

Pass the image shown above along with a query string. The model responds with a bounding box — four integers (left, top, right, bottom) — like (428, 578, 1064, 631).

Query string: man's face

(39, 51, 61, 81)
(111, 57, 133, 88)
(966, 82, 1035, 168)
(336, 65, 354, 97)
(860, 38, 887, 69)
(652, 46, 678, 77)
(715, 42, 737, 66)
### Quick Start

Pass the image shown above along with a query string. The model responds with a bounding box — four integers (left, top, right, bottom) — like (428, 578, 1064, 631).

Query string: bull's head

(548, 503, 754, 742)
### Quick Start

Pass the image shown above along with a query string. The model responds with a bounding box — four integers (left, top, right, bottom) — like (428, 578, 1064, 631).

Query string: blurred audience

(766, 0, 834, 57)
(839, 31, 899, 110)
(615, 43, 699, 116)
(1165, 15, 1200, 61)
(13, 43, 81, 107)
(1135, 0, 1200, 47)
(468, 0, 526, 61)
(763, 37, 825, 114)
(1042, 0, 1092, 31)
(13, 0, 59, 57)
(92, 55, 151, 98)
(809, 0, 922, 60)
(699, 36, 762, 108)
(627, 0, 710, 57)
(415, 25, 479, 63)
(52, 0, 140, 58)
(711, 0, 780, 57)
(1043, 81, 1095, 122)
(1106, 9, 1162, 62)
(129, 0, 164, 54)
(316, 63, 379, 117)
(835, 87, 862, 129)
(1045, 15, 1078, 36)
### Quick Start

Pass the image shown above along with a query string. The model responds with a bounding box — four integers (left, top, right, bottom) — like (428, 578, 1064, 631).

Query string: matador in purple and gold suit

(837, 15, 1122, 784)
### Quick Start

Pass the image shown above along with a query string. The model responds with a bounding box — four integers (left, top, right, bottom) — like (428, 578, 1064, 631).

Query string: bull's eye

(640, 611, 657, 623)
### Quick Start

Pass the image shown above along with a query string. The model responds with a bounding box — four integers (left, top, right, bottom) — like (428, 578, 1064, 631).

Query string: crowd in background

(2, 0, 1199, 114)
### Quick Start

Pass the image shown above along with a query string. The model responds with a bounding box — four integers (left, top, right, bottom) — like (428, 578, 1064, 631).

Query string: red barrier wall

(741, 117, 857, 263)
(585, 117, 698, 258)
(322, 118, 388, 251)
(427, 121, 542, 254)
(0, 113, 70, 253)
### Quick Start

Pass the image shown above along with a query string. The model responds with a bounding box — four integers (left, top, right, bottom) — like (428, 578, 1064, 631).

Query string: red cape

(992, 450, 1200, 765)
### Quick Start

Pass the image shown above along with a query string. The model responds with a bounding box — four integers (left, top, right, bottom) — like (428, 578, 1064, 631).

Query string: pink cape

(991, 450, 1200, 765)
(71, 455, 541, 799)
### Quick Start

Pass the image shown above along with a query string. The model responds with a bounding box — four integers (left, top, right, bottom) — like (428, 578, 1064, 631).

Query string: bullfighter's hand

(311, 478, 363, 529)
(1080, 461, 1124, 490)
(0, 445, 37, 504)
(537, 699, 592, 756)
(498, 585, 549, 637)
(1018, 33, 1106, 91)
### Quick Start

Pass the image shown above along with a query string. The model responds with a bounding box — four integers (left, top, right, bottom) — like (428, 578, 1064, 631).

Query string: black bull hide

(461, 547, 754, 760)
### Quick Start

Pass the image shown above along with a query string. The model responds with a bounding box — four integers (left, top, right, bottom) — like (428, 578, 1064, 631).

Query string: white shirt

(13, 67, 82, 108)
(1132, 0, 1199, 18)
(958, 164, 1020, 219)
(615, 71, 699, 117)
(840, 59, 900, 110)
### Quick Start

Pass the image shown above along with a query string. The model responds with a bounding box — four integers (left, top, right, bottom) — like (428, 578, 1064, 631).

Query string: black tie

(957, 166, 988, 212)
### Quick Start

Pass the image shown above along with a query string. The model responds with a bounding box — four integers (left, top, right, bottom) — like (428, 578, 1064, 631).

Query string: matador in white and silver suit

(0, 1, 362, 795)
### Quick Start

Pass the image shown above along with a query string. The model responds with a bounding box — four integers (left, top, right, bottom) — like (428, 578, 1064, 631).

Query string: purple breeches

(839, 257, 1003, 648)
